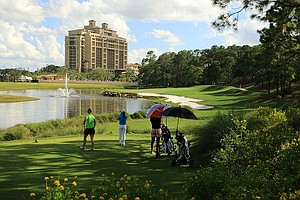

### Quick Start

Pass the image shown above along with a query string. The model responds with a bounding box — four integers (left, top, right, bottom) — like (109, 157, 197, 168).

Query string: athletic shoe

(89, 148, 94, 151)
(80, 146, 85, 150)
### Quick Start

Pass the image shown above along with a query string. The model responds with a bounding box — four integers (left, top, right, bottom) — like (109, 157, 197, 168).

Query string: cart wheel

(156, 151, 160, 159)
(172, 158, 176, 167)
(189, 159, 194, 167)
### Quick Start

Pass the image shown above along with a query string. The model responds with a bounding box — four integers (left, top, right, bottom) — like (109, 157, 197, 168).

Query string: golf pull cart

(161, 106, 197, 167)
(172, 131, 193, 167)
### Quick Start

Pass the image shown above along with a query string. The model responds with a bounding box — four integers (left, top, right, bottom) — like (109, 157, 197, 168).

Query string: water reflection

(0, 89, 152, 129)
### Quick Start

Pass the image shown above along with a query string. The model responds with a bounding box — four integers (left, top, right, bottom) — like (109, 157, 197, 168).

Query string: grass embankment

(0, 81, 124, 103)
(0, 94, 39, 103)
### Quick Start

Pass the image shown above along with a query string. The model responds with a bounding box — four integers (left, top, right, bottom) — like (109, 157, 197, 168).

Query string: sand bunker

(138, 93, 214, 110)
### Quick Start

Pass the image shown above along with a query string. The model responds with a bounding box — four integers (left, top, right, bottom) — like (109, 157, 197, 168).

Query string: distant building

(126, 63, 139, 76)
(65, 20, 128, 73)
(18, 75, 32, 82)
(36, 74, 58, 80)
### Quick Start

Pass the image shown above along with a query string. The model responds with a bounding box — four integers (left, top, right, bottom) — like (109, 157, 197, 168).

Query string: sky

(0, 0, 268, 72)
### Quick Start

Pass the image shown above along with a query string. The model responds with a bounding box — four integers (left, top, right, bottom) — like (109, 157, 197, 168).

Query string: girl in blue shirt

(118, 110, 128, 146)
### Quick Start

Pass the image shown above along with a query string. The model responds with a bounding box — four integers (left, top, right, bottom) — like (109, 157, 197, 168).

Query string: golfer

(150, 117, 162, 156)
(80, 108, 96, 151)
(118, 109, 128, 146)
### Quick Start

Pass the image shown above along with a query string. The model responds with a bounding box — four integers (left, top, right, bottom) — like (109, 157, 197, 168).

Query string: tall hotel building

(65, 20, 128, 73)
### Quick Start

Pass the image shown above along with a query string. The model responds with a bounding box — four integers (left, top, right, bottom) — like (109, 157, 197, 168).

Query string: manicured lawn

(0, 133, 199, 200)
(0, 82, 289, 199)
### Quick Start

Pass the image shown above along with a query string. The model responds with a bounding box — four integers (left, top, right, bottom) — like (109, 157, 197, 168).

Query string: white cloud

(150, 29, 184, 46)
(128, 48, 165, 64)
(0, 0, 43, 24)
(223, 19, 268, 46)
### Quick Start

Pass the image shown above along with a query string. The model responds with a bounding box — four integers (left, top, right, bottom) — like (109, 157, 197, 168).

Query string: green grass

(0, 94, 39, 103)
(0, 133, 199, 200)
(0, 82, 124, 90)
(0, 82, 292, 199)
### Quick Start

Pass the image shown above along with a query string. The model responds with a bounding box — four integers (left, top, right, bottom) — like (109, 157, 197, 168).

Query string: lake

(0, 89, 152, 129)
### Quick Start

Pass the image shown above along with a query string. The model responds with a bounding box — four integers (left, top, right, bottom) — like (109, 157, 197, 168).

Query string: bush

(185, 107, 300, 199)
(0, 125, 31, 141)
(32, 173, 172, 200)
(130, 110, 146, 119)
(196, 110, 237, 151)
(285, 106, 300, 130)
(245, 106, 287, 131)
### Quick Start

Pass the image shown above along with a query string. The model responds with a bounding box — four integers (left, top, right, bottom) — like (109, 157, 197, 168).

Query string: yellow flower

(45, 186, 49, 190)
(191, 197, 196, 200)
(30, 193, 36, 197)
(116, 181, 120, 187)
(120, 177, 125, 181)
(101, 173, 106, 177)
(50, 176, 54, 179)
(144, 182, 150, 189)
(80, 193, 87, 198)
(111, 172, 115, 176)
(135, 197, 140, 200)
(44, 177, 49, 180)
(119, 187, 124, 191)
(91, 195, 96, 199)
(84, 198, 89, 200)
(280, 193, 287, 200)
(118, 198, 123, 200)
(74, 176, 78, 178)
(159, 188, 164, 193)
(72, 181, 77, 186)
(126, 176, 131, 181)
(99, 197, 105, 200)
(53, 180, 60, 186)
(59, 185, 64, 191)
(289, 193, 296, 199)
(122, 194, 128, 199)
(109, 198, 114, 200)
(64, 178, 68, 182)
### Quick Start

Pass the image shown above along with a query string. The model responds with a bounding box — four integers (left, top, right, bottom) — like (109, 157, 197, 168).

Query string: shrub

(196, 110, 237, 151)
(184, 108, 300, 200)
(32, 173, 172, 200)
(245, 106, 287, 131)
(285, 106, 300, 130)
(0, 125, 31, 141)
(130, 110, 146, 119)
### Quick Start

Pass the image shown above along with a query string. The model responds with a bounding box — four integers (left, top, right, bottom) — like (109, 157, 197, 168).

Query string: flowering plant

(31, 173, 171, 200)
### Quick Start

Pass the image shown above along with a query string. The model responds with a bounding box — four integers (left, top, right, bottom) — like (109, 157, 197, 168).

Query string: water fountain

(56, 74, 79, 97)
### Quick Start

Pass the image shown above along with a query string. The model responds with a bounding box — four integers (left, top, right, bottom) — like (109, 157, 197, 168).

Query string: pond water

(0, 89, 152, 129)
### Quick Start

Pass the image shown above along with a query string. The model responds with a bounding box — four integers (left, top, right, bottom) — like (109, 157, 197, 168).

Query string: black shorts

(84, 128, 95, 135)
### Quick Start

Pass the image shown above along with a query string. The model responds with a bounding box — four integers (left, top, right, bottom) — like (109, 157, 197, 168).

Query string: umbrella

(161, 106, 197, 131)
(145, 104, 170, 118)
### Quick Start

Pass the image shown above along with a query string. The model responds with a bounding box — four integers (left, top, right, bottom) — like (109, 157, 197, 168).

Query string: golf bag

(172, 132, 193, 167)
(160, 123, 176, 156)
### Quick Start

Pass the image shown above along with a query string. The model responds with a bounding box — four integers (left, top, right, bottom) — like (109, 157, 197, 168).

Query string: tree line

(138, 42, 299, 98)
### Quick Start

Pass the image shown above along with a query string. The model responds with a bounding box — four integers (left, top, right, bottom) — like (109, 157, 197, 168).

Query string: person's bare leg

(83, 134, 88, 147)
(90, 134, 95, 149)
(151, 137, 155, 153)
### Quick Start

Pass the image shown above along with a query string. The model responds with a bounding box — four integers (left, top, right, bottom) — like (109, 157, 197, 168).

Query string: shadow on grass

(0, 137, 199, 199)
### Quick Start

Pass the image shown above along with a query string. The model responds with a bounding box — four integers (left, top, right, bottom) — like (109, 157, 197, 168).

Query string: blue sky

(0, 0, 267, 72)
